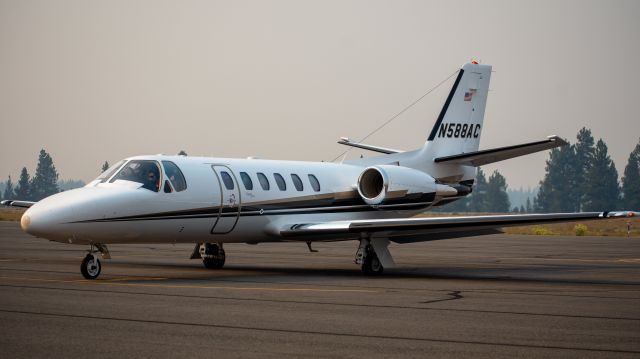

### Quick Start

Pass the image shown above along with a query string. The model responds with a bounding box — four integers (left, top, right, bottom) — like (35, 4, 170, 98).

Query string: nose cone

(20, 212, 31, 232)
(21, 197, 75, 241)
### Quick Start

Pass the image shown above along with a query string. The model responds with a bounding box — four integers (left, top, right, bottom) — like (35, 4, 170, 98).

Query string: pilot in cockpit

(143, 168, 160, 191)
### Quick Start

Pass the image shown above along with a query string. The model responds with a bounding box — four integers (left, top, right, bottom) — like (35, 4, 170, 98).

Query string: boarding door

(210, 165, 241, 234)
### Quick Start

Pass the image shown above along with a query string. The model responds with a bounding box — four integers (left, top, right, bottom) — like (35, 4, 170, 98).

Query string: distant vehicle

(3, 62, 636, 279)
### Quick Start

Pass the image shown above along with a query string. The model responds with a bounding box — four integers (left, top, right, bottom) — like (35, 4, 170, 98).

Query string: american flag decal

(464, 88, 477, 101)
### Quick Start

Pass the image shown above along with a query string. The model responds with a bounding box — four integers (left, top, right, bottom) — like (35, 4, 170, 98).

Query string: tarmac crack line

(421, 290, 463, 304)
(0, 308, 638, 354)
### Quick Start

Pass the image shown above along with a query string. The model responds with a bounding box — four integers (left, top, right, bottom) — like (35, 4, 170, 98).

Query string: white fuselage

(21, 155, 440, 245)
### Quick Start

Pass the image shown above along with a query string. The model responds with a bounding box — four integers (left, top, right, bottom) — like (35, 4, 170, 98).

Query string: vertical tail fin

(425, 63, 492, 158)
(346, 62, 492, 183)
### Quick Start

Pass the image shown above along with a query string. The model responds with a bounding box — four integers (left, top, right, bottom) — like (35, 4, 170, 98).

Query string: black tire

(80, 254, 101, 280)
(362, 248, 384, 276)
(203, 244, 226, 269)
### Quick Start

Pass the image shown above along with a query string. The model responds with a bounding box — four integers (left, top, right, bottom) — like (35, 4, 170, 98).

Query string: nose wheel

(80, 254, 101, 279)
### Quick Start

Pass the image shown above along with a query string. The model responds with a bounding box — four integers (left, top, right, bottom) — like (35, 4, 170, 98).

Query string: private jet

(3, 62, 636, 279)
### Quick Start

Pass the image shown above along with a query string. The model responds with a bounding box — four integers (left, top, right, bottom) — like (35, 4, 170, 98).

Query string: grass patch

(505, 217, 640, 237)
(574, 223, 587, 236)
(532, 226, 553, 235)
(418, 212, 640, 237)
(0, 208, 25, 221)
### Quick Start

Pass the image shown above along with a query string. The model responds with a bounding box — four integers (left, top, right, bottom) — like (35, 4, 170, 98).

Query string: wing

(279, 211, 637, 243)
(1, 200, 36, 208)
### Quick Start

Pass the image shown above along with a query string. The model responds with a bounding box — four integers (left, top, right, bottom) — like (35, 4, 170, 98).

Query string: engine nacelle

(357, 165, 457, 206)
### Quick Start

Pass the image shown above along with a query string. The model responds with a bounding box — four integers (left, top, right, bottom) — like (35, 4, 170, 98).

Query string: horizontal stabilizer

(1, 200, 36, 208)
(337, 138, 403, 155)
(434, 135, 567, 167)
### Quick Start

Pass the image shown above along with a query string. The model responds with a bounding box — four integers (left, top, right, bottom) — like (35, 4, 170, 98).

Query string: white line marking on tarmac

(0, 275, 378, 293)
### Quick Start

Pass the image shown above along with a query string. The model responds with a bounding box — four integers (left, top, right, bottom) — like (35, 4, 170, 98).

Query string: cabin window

(220, 171, 234, 190)
(162, 161, 187, 192)
(110, 160, 161, 192)
(273, 173, 286, 191)
(96, 160, 126, 183)
(240, 172, 253, 190)
(257, 172, 270, 190)
(308, 174, 320, 192)
(291, 174, 303, 191)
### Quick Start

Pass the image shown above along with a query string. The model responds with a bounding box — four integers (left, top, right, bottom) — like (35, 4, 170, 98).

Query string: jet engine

(357, 165, 458, 206)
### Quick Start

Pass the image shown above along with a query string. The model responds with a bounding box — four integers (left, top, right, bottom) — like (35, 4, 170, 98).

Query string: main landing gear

(80, 244, 110, 280)
(355, 238, 395, 276)
(197, 243, 226, 269)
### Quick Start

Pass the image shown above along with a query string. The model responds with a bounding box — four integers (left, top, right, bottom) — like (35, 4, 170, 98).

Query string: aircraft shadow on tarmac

(101, 259, 640, 286)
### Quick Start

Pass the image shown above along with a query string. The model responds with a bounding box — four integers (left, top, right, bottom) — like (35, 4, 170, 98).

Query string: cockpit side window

(162, 161, 187, 192)
(110, 160, 161, 192)
(96, 160, 126, 183)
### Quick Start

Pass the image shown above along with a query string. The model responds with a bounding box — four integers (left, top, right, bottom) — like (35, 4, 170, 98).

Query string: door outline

(210, 164, 241, 234)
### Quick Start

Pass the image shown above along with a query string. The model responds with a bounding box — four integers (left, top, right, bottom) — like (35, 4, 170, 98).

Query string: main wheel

(362, 247, 383, 276)
(202, 244, 226, 269)
(81, 254, 101, 280)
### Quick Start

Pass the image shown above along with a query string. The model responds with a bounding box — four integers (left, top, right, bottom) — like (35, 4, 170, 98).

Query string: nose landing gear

(80, 244, 109, 280)
(81, 253, 101, 279)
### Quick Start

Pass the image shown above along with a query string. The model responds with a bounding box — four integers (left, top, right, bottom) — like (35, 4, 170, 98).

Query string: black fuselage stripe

(70, 194, 438, 223)
(72, 202, 434, 223)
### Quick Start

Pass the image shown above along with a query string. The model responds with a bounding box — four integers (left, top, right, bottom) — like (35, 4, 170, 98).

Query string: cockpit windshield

(109, 160, 161, 192)
(95, 160, 126, 183)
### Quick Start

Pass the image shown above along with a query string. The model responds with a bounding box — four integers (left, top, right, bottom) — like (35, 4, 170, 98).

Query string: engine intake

(357, 165, 458, 206)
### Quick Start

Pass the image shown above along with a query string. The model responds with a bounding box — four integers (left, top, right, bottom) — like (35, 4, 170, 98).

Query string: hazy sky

(1, 0, 639, 188)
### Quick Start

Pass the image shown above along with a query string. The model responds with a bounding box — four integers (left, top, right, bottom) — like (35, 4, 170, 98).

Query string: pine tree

(485, 170, 510, 212)
(519, 205, 525, 213)
(3, 176, 15, 200)
(14, 167, 31, 200)
(30, 149, 59, 201)
(573, 128, 596, 210)
(583, 139, 620, 211)
(439, 196, 469, 212)
(621, 139, 640, 210)
(525, 197, 532, 213)
(101, 161, 110, 173)
(536, 144, 577, 212)
(468, 168, 488, 212)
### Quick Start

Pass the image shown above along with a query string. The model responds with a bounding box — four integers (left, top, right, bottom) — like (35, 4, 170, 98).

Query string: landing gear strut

(355, 240, 384, 276)
(201, 243, 226, 269)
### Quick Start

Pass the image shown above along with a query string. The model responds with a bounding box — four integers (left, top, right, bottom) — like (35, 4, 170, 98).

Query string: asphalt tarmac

(0, 221, 638, 358)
